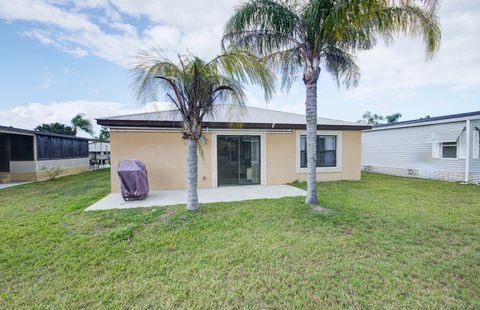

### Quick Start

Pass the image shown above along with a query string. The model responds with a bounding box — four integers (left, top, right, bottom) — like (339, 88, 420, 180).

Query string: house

(0, 125, 93, 183)
(362, 111, 480, 183)
(97, 105, 370, 192)
(89, 141, 111, 168)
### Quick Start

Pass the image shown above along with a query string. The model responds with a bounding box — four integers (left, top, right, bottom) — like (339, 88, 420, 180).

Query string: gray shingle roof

(98, 105, 367, 129)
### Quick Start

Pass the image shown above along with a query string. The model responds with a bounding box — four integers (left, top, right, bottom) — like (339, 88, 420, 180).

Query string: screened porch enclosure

(0, 125, 93, 183)
(36, 135, 89, 160)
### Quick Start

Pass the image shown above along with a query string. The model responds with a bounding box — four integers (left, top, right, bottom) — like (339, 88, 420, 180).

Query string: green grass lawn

(1, 169, 479, 308)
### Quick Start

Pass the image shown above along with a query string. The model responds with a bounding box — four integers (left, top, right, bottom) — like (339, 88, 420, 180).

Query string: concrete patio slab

(86, 185, 306, 211)
(0, 182, 31, 190)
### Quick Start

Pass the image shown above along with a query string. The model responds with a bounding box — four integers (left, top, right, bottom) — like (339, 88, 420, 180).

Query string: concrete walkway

(86, 185, 306, 211)
(0, 182, 31, 190)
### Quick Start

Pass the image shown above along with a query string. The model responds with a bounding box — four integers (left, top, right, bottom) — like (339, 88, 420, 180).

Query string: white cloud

(0, 0, 233, 66)
(343, 1, 480, 101)
(0, 0, 479, 124)
(109, 0, 237, 30)
(0, 100, 171, 137)
(0, 0, 100, 32)
(4, 0, 478, 99)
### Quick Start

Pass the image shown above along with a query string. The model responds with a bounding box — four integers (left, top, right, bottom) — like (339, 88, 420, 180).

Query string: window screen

(37, 135, 89, 160)
(37, 135, 52, 160)
(72, 140, 79, 157)
(300, 135, 337, 168)
(441, 142, 457, 159)
(52, 137, 63, 159)
(10, 134, 34, 161)
(63, 138, 73, 158)
(80, 141, 89, 157)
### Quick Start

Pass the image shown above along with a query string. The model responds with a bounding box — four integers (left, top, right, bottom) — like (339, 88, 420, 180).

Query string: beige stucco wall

(109, 131, 212, 192)
(109, 129, 362, 191)
(266, 130, 361, 184)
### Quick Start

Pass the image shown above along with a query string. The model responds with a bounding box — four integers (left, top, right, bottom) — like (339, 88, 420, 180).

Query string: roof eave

(97, 119, 371, 131)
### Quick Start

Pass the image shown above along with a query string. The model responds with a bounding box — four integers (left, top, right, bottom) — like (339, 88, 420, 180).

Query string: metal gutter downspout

(465, 119, 471, 183)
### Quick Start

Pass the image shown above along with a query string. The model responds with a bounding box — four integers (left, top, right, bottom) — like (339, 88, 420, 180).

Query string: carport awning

(425, 127, 464, 143)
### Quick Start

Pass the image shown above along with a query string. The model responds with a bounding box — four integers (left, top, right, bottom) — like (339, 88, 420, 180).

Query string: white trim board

(295, 130, 343, 174)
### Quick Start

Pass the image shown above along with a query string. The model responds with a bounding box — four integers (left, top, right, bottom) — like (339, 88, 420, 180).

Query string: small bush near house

(40, 166, 63, 180)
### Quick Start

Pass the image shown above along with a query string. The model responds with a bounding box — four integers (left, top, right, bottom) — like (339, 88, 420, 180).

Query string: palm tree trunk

(304, 72, 319, 205)
(186, 138, 199, 211)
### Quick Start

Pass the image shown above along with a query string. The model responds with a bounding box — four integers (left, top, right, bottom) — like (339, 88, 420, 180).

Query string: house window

(441, 142, 457, 159)
(300, 135, 337, 168)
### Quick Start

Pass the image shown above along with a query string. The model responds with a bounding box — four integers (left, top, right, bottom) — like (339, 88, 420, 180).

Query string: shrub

(40, 167, 63, 180)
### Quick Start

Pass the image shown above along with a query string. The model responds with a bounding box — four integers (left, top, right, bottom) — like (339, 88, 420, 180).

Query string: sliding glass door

(217, 135, 260, 186)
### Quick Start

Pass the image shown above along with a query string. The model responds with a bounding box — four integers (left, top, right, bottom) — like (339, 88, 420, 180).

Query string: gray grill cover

(117, 160, 149, 199)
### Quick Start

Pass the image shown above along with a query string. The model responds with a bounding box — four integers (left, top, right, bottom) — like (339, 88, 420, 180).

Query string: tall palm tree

(71, 113, 94, 136)
(130, 50, 274, 211)
(223, 0, 441, 205)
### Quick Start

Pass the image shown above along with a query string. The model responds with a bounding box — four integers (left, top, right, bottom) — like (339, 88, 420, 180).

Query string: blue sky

(0, 0, 479, 137)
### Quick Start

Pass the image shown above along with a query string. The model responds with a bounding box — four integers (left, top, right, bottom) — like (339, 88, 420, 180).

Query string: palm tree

(98, 126, 110, 141)
(385, 113, 402, 123)
(223, 0, 440, 205)
(130, 50, 274, 211)
(359, 111, 384, 125)
(71, 113, 94, 136)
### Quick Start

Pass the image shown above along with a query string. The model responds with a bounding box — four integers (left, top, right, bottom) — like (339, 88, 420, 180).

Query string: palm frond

(322, 45, 360, 89)
(374, 1, 441, 59)
(223, 0, 300, 54)
(261, 46, 303, 91)
(209, 50, 275, 101)
(71, 113, 94, 136)
(130, 48, 274, 140)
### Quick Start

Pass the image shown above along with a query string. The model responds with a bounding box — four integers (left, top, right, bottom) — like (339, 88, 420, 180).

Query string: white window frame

(210, 131, 267, 187)
(295, 130, 343, 173)
(440, 141, 458, 160)
(473, 128, 480, 160)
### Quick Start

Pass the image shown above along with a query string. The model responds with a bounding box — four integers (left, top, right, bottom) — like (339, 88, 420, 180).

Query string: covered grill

(117, 160, 149, 201)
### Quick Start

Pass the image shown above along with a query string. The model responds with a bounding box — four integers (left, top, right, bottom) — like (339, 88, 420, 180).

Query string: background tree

(98, 126, 110, 141)
(34, 123, 75, 135)
(359, 111, 384, 125)
(223, 0, 440, 205)
(71, 113, 94, 136)
(358, 111, 402, 125)
(385, 113, 402, 123)
(131, 50, 274, 211)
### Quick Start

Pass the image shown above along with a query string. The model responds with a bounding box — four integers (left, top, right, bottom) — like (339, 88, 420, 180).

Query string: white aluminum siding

(362, 121, 475, 182)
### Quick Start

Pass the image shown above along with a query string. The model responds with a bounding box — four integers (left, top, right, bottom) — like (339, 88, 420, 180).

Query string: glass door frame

(216, 134, 262, 186)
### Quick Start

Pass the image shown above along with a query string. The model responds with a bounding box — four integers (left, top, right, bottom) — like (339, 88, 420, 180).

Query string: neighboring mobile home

(97, 105, 370, 192)
(0, 125, 92, 183)
(89, 141, 110, 167)
(362, 111, 480, 183)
